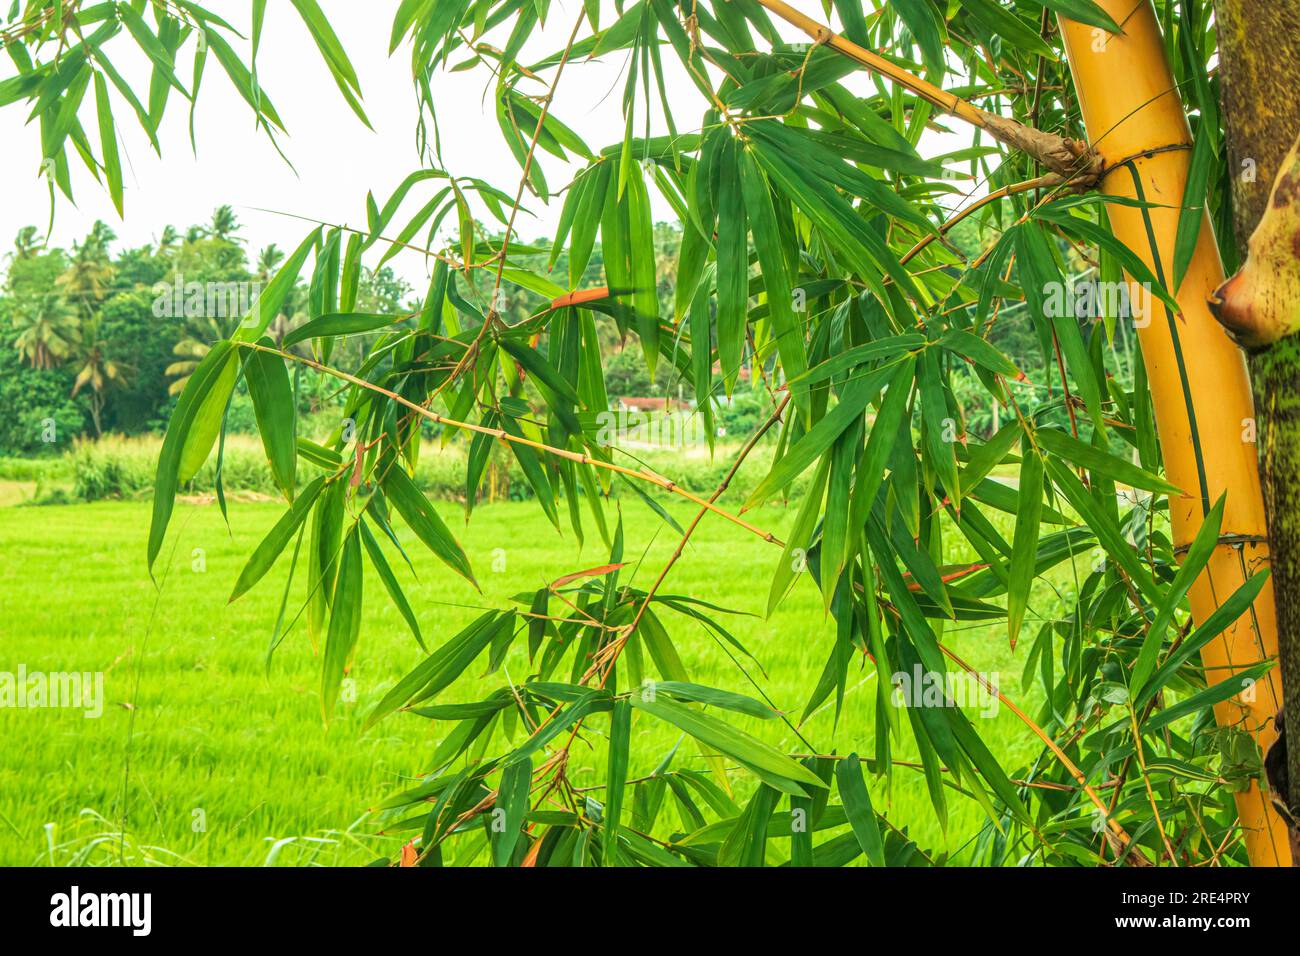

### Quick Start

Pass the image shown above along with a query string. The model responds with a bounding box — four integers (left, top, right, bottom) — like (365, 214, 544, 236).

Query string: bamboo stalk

(754, 0, 1101, 185)
(1059, 0, 1291, 866)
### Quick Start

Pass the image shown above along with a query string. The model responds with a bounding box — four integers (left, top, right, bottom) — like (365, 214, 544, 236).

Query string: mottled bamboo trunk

(1211, 130, 1300, 856)
(1213, 0, 1300, 855)
(1251, 339, 1300, 851)
(1213, 1, 1300, 246)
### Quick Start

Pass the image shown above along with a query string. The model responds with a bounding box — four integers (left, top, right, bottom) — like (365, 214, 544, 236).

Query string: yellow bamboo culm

(1060, 1, 1290, 866)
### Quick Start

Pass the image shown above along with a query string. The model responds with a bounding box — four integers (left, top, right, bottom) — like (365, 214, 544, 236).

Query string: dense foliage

(1, 0, 1274, 867)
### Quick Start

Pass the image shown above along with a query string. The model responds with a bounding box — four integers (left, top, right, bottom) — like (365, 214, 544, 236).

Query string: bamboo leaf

(835, 753, 885, 867)
(229, 476, 326, 602)
(745, 366, 890, 508)
(1034, 426, 1183, 495)
(494, 757, 532, 866)
(1130, 494, 1225, 695)
(629, 697, 827, 795)
(242, 341, 296, 499)
(1007, 438, 1044, 645)
(148, 340, 237, 572)
(360, 518, 425, 652)
(383, 461, 477, 587)
(321, 528, 363, 720)
(604, 699, 631, 866)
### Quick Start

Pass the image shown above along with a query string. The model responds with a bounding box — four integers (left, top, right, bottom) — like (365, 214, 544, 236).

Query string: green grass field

(0, 488, 1044, 866)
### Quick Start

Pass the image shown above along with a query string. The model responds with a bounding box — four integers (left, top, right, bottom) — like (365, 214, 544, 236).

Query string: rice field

(0, 487, 1044, 865)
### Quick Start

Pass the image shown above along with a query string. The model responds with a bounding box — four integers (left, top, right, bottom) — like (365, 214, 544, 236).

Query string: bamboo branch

(235, 340, 784, 547)
(586, 392, 793, 681)
(754, 0, 1102, 188)
(899, 174, 1062, 266)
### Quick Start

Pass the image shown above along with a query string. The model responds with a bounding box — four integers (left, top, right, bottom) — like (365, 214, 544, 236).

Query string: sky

(0, 1, 978, 292)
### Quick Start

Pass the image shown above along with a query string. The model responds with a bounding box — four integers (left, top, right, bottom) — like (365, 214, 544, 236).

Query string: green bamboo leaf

(241, 341, 296, 499)
(847, 357, 916, 534)
(1034, 426, 1183, 495)
(364, 611, 507, 728)
(494, 757, 532, 866)
(229, 476, 326, 602)
(1036, 0, 1123, 34)
(740, 145, 807, 398)
(1131, 494, 1225, 695)
(383, 461, 477, 587)
(117, 4, 190, 98)
(785, 334, 924, 389)
(287, 0, 371, 128)
(321, 528, 363, 720)
(604, 699, 631, 866)
(1142, 661, 1274, 734)
(508, 688, 614, 766)
(1044, 456, 1161, 602)
(745, 366, 890, 508)
(1008, 438, 1044, 645)
(750, 141, 921, 301)
(629, 697, 827, 795)
(959, 0, 1056, 58)
(820, 425, 857, 605)
(638, 607, 690, 681)
(715, 139, 749, 392)
(625, 164, 661, 375)
(892, 0, 945, 75)
(718, 784, 778, 867)
(960, 421, 1023, 494)
(946, 707, 1030, 825)
(835, 753, 885, 867)
(281, 312, 400, 348)
(1136, 569, 1272, 708)
(234, 230, 318, 342)
(359, 519, 425, 652)
(918, 348, 960, 507)
(570, 163, 610, 287)
(1033, 206, 1179, 315)
(748, 121, 932, 231)
(1172, 132, 1215, 291)
(500, 416, 560, 530)
(92, 72, 123, 216)
(940, 329, 1021, 379)
(148, 340, 237, 571)
(651, 681, 778, 719)
(497, 337, 581, 405)
(177, 346, 237, 483)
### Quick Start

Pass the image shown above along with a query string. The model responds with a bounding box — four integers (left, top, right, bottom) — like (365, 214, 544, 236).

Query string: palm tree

(10, 294, 78, 369)
(166, 314, 226, 395)
(209, 205, 242, 243)
(155, 225, 180, 256)
(70, 317, 128, 437)
(56, 222, 116, 319)
(255, 243, 284, 282)
(12, 226, 44, 260)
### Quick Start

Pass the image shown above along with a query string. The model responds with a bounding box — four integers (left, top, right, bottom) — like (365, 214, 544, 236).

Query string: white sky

(0, 1, 978, 291)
